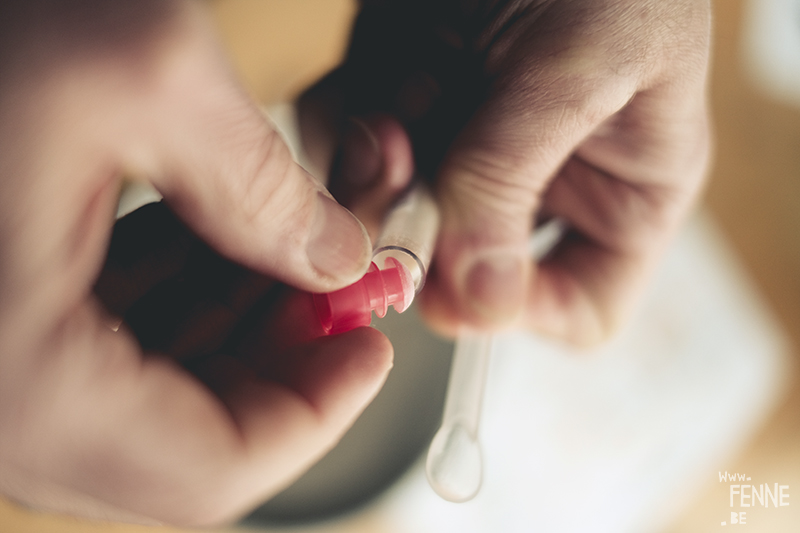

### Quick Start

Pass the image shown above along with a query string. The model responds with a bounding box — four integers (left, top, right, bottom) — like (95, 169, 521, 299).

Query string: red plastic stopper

(313, 258, 414, 335)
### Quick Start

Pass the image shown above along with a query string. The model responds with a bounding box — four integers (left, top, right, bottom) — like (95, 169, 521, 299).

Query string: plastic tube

(372, 182, 440, 292)
(426, 331, 492, 502)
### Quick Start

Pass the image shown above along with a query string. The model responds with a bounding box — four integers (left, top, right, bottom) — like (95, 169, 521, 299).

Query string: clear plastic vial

(372, 182, 440, 293)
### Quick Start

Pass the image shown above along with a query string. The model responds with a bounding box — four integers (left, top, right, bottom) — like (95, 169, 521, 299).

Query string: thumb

(129, 7, 371, 292)
(423, 74, 632, 332)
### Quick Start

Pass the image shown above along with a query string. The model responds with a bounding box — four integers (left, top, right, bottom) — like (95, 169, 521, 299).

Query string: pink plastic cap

(314, 258, 415, 335)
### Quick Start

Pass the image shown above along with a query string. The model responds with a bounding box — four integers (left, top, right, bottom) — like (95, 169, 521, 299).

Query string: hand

(300, 0, 712, 345)
(0, 0, 390, 526)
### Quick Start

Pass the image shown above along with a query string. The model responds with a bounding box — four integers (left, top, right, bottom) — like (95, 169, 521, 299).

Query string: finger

(420, 74, 637, 335)
(257, 327, 393, 433)
(195, 327, 393, 523)
(125, 5, 371, 292)
(11, 297, 391, 527)
(525, 235, 644, 347)
(329, 114, 415, 239)
(524, 109, 710, 346)
(425, 59, 709, 343)
(298, 71, 416, 238)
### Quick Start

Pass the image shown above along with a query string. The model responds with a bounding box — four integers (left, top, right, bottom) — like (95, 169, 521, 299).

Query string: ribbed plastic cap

(313, 259, 415, 335)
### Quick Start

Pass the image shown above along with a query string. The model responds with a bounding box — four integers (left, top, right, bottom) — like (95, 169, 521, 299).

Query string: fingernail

(464, 252, 526, 324)
(307, 192, 371, 281)
(338, 117, 381, 187)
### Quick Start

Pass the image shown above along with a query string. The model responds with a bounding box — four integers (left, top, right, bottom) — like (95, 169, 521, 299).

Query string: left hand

(0, 1, 389, 526)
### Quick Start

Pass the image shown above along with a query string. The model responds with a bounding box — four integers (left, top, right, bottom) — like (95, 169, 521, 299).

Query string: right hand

(300, 0, 712, 345)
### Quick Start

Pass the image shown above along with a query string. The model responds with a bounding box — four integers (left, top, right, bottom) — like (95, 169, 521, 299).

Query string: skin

(0, 0, 390, 526)
(301, 0, 712, 345)
(0, 0, 712, 527)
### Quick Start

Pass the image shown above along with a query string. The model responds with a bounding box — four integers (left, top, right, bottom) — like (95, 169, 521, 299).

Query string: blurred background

(1, 0, 798, 531)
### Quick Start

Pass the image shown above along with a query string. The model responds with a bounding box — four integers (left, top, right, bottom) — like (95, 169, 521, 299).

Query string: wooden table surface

(1, 0, 798, 531)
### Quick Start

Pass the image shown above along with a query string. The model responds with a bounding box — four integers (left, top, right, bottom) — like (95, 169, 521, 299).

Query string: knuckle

(443, 149, 540, 235)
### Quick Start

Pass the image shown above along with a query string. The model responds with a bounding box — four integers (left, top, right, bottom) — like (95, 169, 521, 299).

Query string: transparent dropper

(426, 330, 491, 502)
(426, 218, 567, 502)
